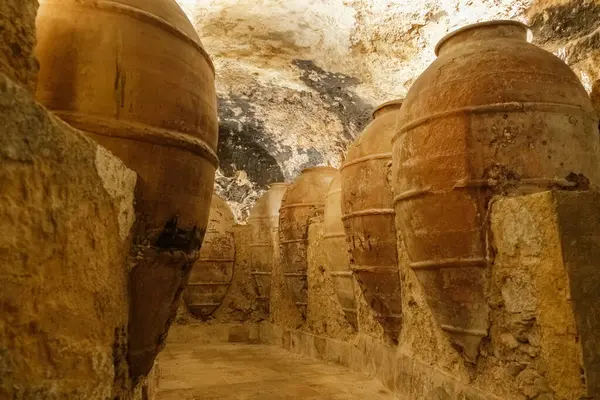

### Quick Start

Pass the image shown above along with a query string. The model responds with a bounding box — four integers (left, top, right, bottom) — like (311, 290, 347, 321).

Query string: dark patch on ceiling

(216, 95, 285, 202)
(297, 147, 326, 171)
(530, 0, 600, 45)
(563, 29, 600, 65)
(292, 59, 373, 142)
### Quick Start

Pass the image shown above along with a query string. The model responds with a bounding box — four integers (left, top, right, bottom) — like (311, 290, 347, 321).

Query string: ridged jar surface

(248, 183, 288, 311)
(279, 167, 337, 317)
(324, 175, 357, 329)
(35, 0, 218, 234)
(34, 0, 218, 378)
(184, 195, 235, 319)
(392, 21, 600, 362)
(341, 100, 403, 342)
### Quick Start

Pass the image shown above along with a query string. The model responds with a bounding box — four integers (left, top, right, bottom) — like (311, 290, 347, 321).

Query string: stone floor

(156, 342, 396, 399)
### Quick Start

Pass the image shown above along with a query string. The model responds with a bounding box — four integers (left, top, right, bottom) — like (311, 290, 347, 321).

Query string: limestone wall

(266, 214, 372, 340)
(0, 0, 38, 92)
(176, 218, 351, 328)
(0, 73, 137, 399)
(175, 224, 267, 326)
(0, 2, 185, 398)
(393, 191, 593, 399)
(269, 218, 305, 330)
(262, 190, 600, 400)
(212, 224, 265, 322)
(305, 216, 356, 340)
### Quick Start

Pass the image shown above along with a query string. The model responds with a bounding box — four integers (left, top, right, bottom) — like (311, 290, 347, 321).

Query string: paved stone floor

(156, 342, 396, 399)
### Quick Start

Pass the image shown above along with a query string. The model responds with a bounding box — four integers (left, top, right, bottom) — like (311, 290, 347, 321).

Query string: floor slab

(156, 342, 396, 399)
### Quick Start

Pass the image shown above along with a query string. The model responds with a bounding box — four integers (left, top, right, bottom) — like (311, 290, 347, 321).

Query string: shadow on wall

(214, 58, 374, 221)
(292, 59, 372, 143)
(216, 95, 285, 219)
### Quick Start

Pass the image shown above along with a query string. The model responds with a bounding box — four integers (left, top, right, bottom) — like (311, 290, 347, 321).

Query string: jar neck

(373, 99, 404, 119)
(435, 20, 529, 57)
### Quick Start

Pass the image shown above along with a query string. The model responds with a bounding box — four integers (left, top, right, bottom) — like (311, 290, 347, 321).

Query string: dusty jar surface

(341, 99, 404, 342)
(392, 20, 600, 362)
(184, 195, 236, 319)
(323, 175, 357, 329)
(279, 167, 337, 317)
(248, 183, 288, 311)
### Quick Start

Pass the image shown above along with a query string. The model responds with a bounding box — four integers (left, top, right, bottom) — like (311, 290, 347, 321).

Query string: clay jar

(392, 21, 600, 362)
(323, 175, 357, 329)
(184, 195, 235, 319)
(279, 167, 338, 317)
(341, 100, 404, 342)
(35, 0, 218, 379)
(248, 183, 288, 312)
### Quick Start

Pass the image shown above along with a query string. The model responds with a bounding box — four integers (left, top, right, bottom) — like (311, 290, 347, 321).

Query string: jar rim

(373, 99, 404, 118)
(301, 166, 337, 173)
(434, 20, 530, 56)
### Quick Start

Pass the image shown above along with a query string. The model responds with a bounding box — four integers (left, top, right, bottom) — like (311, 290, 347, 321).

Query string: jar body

(324, 176, 357, 329)
(392, 21, 600, 361)
(279, 167, 337, 317)
(248, 183, 288, 312)
(184, 195, 235, 319)
(341, 100, 404, 342)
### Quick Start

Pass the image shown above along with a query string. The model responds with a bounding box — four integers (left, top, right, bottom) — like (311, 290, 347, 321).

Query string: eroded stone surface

(269, 219, 305, 330)
(0, 0, 38, 92)
(306, 216, 355, 339)
(554, 191, 600, 397)
(0, 73, 134, 399)
(175, 224, 267, 325)
(487, 192, 585, 399)
(212, 224, 266, 322)
(95, 145, 137, 242)
(184, 195, 236, 320)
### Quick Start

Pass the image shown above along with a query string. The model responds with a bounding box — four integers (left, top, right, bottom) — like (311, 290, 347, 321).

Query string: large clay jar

(279, 167, 337, 317)
(35, 0, 218, 379)
(324, 175, 357, 329)
(341, 99, 404, 342)
(248, 183, 288, 312)
(392, 20, 600, 362)
(184, 195, 235, 319)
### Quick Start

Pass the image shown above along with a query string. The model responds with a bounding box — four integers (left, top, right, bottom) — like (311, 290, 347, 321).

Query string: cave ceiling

(176, 0, 600, 219)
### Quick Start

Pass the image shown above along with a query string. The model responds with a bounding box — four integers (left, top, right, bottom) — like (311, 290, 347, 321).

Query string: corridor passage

(156, 342, 396, 400)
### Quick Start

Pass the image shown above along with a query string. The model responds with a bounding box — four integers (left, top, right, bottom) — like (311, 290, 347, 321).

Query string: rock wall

(306, 216, 355, 340)
(212, 224, 265, 322)
(0, 3, 170, 399)
(178, 216, 358, 329)
(261, 190, 600, 399)
(0, 0, 38, 92)
(266, 212, 383, 342)
(394, 191, 591, 399)
(0, 73, 137, 399)
(529, 0, 600, 93)
(269, 217, 305, 330)
(175, 224, 266, 326)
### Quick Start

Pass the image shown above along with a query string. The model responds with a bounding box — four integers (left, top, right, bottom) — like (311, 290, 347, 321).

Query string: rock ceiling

(176, 0, 600, 219)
